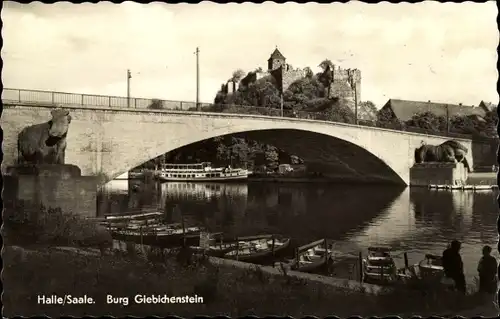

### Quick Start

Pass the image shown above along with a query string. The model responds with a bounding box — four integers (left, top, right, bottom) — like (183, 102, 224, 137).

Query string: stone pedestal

(410, 162, 468, 187)
(4, 164, 98, 218)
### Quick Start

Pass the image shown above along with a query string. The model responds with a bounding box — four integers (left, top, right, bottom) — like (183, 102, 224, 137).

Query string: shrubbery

(3, 201, 112, 250)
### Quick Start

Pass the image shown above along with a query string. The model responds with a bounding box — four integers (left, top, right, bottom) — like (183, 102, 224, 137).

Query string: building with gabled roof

(478, 100, 496, 112)
(379, 99, 487, 123)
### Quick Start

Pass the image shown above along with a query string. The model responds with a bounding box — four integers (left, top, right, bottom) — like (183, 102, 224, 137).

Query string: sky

(2, 1, 498, 108)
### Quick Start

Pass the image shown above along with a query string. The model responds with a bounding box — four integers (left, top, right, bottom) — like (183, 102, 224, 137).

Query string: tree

(231, 69, 246, 82)
(406, 112, 446, 133)
(264, 145, 279, 168)
(359, 101, 378, 116)
(483, 107, 498, 138)
(304, 67, 314, 78)
(284, 77, 325, 111)
(318, 59, 334, 98)
(450, 115, 482, 136)
(376, 107, 405, 130)
(322, 98, 356, 124)
(225, 76, 281, 109)
(147, 99, 164, 110)
(318, 59, 334, 71)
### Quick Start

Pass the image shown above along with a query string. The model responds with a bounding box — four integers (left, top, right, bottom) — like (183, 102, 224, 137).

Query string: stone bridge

(1, 102, 474, 185)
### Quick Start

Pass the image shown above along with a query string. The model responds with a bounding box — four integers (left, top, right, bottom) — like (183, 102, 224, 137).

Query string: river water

(98, 180, 499, 283)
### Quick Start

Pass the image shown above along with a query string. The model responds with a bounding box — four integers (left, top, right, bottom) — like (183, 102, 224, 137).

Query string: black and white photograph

(1, 1, 499, 317)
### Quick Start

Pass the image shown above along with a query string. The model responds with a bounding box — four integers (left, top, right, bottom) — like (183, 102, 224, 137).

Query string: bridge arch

(135, 128, 406, 185)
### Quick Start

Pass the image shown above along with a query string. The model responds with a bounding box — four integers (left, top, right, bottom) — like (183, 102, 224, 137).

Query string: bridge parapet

(1, 88, 475, 141)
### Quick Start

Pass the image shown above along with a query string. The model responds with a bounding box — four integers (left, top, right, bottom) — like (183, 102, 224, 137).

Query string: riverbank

(467, 172, 497, 185)
(3, 243, 494, 317)
(247, 175, 399, 185)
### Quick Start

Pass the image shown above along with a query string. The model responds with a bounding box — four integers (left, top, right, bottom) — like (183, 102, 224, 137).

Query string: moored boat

(223, 235, 291, 263)
(417, 254, 444, 279)
(189, 233, 242, 257)
(362, 246, 397, 283)
(290, 239, 333, 273)
(111, 224, 204, 247)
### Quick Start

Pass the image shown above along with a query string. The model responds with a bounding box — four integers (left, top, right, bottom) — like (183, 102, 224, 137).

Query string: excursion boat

(156, 162, 249, 182)
(111, 224, 204, 247)
(223, 235, 291, 263)
(362, 246, 398, 283)
(290, 239, 333, 273)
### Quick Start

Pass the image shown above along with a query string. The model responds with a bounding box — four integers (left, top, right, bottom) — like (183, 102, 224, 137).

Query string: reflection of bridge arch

(2, 105, 473, 184)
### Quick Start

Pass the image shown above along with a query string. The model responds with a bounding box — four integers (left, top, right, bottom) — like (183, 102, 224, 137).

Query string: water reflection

(98, 181, 498, 281)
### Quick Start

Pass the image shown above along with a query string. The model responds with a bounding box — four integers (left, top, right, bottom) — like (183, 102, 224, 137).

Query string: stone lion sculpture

(17, 109, 72, 164)
(414, 140, 470, 171)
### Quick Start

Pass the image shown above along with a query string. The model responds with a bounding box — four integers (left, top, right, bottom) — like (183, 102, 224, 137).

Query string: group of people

(442, 240, 498, 294)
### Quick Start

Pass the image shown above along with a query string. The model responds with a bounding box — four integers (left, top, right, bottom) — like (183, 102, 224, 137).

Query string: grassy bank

(2, 203, 495, 317)
(2, 201, 113, 249)
(3, 243, 494, 317)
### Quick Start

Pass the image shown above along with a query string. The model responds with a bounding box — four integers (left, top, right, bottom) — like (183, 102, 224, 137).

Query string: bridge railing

(2, 88, 475, 140)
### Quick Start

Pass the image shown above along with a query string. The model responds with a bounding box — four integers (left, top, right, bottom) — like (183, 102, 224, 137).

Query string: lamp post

(280, 92, 284, 117)
(127, 69, 132, 108)
(195, 47, 200, 110)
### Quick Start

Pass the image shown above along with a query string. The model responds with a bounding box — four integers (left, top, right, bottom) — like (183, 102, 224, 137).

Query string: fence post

(18, 89, 21, 102)
(81, 94, 84, 106)
(180, 102, 183, 110)
(51, 91, 55, 104)
(108, 96, 111, 107)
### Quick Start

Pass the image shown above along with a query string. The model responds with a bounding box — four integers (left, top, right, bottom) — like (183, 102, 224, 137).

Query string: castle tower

(347, 68, 362, 105)
(267, 46, 286, 71)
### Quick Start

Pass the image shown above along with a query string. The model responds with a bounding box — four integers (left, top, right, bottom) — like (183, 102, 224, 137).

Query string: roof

(383, 99, 486, 122)
(268, 47, 286, 61)
(479, 100, 496, 112)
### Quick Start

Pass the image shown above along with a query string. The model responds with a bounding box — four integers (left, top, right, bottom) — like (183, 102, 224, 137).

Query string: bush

(3, 201, 112, 250)
(147, 99, 164, 109)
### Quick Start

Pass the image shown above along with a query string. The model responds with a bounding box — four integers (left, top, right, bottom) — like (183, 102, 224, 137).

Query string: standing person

(477, 245, 498, 294)
(442, 240, 466, 293)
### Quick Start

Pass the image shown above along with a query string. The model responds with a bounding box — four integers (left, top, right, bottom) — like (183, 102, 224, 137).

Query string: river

(98, 180, 499, 283)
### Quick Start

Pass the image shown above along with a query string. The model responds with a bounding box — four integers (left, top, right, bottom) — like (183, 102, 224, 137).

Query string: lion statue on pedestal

(17, 109, 72, 165)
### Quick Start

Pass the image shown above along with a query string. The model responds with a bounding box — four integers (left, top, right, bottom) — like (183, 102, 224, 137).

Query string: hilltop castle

(221, 47, 362, 109)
